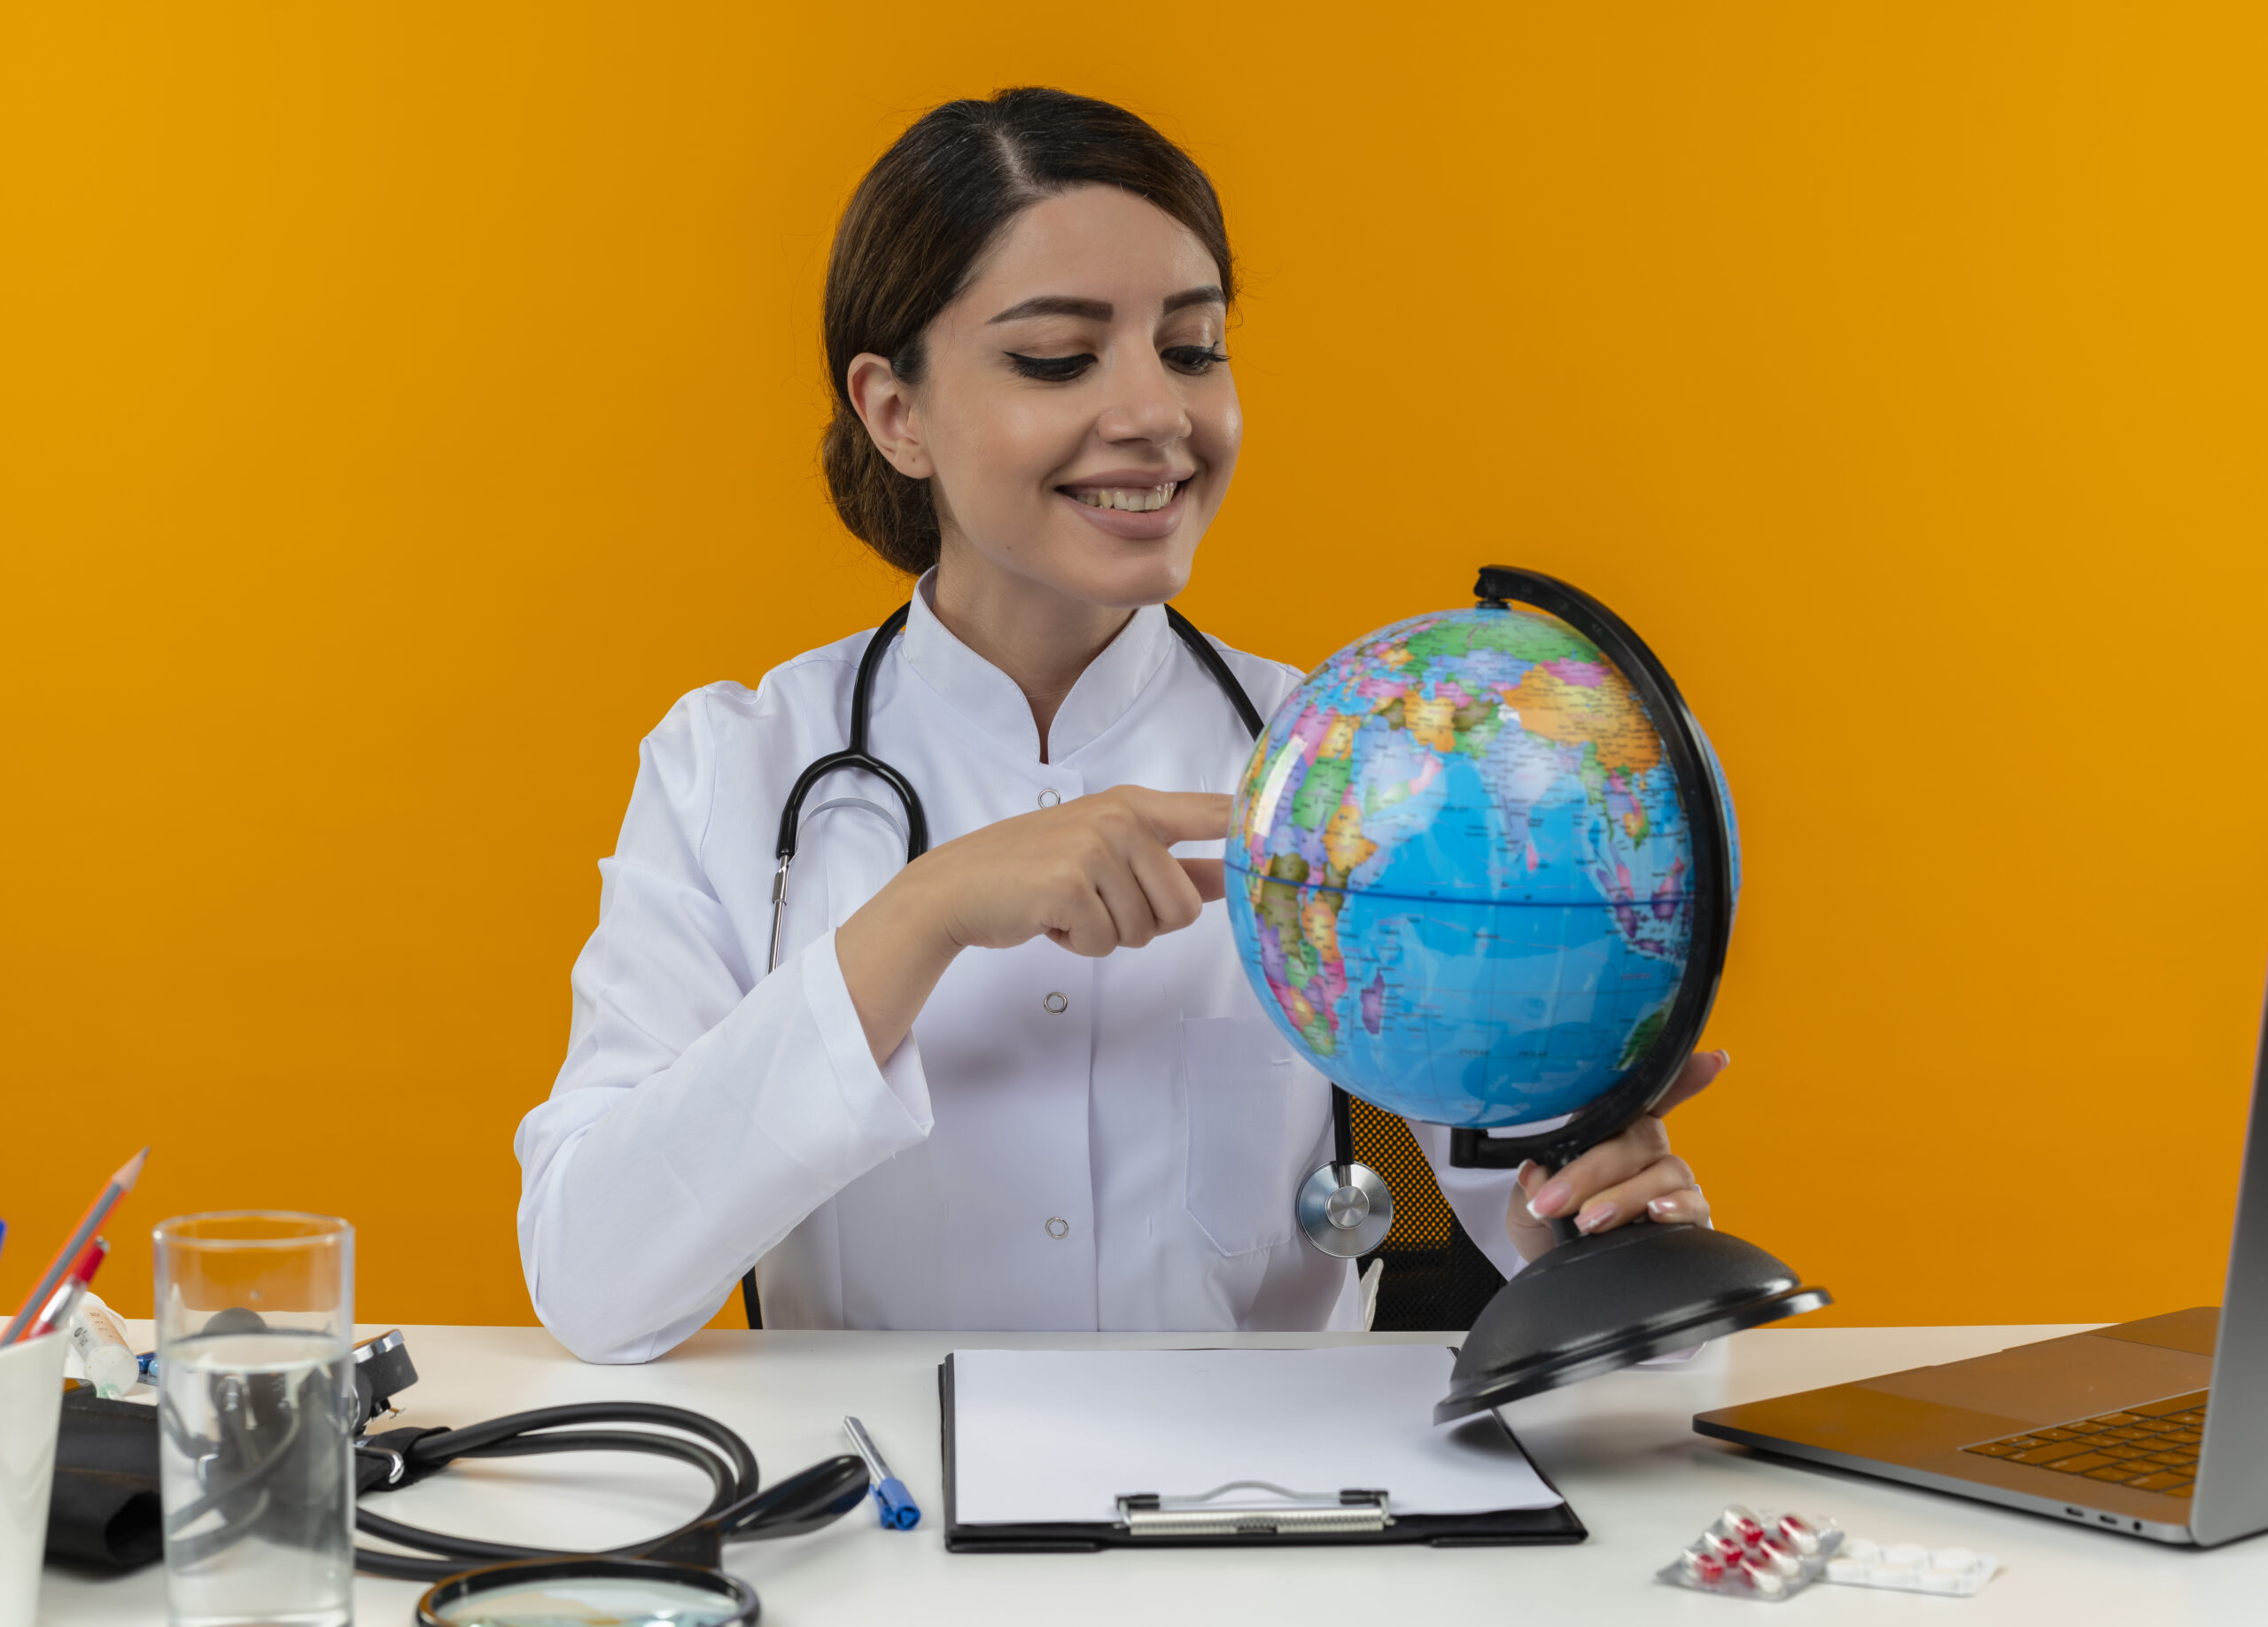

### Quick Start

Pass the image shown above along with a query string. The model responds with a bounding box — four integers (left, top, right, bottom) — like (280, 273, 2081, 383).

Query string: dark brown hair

(820, 88, 1235, 574)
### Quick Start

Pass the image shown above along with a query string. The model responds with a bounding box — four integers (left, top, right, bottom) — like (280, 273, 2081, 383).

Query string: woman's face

(851, 184, 1240, 611)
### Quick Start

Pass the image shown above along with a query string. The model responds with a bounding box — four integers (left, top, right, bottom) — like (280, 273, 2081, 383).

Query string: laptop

(1692, 992, 2268, 1546)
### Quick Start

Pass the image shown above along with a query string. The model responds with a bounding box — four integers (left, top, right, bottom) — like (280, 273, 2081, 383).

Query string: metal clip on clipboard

(1115, 1482, 1393, 1537)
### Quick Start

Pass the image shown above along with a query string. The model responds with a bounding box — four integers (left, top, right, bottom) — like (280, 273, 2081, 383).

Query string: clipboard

(939, 1350, 1586, 1552)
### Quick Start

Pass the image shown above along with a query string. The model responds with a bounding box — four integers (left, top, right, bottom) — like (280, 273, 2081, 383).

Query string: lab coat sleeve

(1406, 1121, 1532, 1283)
(514, 690, 933, 1364)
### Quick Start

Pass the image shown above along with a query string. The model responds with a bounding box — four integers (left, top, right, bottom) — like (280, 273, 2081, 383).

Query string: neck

(929, 548, 1136, 763)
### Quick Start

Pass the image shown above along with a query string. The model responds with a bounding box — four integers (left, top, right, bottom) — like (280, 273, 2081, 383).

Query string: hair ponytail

(819, 87, 1233, 573)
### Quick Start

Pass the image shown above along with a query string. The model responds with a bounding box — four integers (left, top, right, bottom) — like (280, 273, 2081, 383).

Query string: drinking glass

(155, 1212, 355, 1627)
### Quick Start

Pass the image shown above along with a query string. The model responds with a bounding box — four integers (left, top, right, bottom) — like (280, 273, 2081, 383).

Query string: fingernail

(1575, 1202, 1618, 1234)
(1647, 1195, 1677, 1220)
(1526, 1179, 1572, 1219)
(1515, 1159, 1540, 1190)
(1715, 1049, 1731, 1069)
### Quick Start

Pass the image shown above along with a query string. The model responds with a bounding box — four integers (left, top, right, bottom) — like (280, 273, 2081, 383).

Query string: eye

(1163, 345, 1230, 376)
(1006, 352, 1096, 382)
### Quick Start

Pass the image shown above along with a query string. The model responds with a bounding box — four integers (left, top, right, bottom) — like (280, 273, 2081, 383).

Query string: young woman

(516, 88, 1724, 1363)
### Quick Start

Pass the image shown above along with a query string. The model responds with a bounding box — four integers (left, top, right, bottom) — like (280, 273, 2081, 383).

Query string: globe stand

(1433, 1213, 1830, 1421)
(1424, 565, 1830, 1417)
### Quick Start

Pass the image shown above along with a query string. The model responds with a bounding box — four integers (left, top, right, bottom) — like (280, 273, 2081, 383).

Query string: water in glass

(159, 1328, 354, 1627)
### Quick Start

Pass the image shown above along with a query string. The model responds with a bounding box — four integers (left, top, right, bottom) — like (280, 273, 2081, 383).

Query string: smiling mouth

(1060, 480, 1182, 513)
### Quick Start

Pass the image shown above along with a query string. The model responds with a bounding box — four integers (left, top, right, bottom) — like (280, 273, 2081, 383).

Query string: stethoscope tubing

(352, 1402, 865, 1582)
(762, 601, 1265, 974)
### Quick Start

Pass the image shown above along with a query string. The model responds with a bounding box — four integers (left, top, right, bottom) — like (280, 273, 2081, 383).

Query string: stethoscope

(740, 603, 1393, 1327)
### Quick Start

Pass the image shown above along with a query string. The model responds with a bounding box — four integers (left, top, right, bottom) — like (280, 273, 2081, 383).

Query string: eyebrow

(986, 285, 1227, 325)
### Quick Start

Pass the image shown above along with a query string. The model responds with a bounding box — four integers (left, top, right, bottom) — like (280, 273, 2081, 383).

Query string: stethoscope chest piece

(1295, 1161, 1394, 1257)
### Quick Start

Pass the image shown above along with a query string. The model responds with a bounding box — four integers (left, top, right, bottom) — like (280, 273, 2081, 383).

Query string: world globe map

(1226, 603, 1739, 1129)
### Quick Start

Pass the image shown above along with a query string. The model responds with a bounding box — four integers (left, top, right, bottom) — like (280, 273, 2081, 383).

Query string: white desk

(39, 1323, 2265, 1624)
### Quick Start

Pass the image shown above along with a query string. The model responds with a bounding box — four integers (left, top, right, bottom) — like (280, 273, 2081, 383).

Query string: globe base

(1433, 1221, 1830, 1422)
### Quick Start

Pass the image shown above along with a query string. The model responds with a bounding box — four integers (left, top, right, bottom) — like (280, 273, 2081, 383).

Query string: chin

(1059, 550, 1196, 611)
(1033, 518, 1208, 610)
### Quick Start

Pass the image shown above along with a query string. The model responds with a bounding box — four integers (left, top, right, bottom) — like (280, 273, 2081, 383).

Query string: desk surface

(40, 1323, 2264, 1625)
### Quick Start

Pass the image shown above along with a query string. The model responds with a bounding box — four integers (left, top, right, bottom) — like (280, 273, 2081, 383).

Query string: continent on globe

(1225, 604, 1738, 1130)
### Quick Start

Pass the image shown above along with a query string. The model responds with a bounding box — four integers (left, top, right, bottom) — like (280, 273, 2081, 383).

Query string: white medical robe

(515, 580, 1526, 1362)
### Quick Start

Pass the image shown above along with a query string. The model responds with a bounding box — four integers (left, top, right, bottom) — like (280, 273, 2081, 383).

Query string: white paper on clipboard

(949, 1344, 1564, 1526)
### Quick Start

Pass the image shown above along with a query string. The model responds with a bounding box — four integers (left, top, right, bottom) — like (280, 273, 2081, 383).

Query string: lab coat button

(1037, 788, 1061, 808)
(1043, 991, 1069, 1014)
(1045, 1217, 1070, 1240)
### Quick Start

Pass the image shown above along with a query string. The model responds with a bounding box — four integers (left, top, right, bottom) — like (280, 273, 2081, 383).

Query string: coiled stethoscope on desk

(150, 1321, 866, 1627)
(741, 603, 1392, 1331)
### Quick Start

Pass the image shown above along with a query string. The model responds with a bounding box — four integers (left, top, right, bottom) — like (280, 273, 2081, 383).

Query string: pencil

(22, 1238, 110, 1343)
(1, 1148, 148, 1345)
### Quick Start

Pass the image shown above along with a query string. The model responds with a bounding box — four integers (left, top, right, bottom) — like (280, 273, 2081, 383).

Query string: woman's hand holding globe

(1507, 1048, 1728, 1263)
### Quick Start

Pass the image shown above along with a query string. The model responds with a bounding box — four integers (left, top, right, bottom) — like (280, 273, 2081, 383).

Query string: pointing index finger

(1116, 787, 1234, 845)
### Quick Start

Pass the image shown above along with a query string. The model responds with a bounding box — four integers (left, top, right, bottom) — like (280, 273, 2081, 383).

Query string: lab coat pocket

(1180, 1016, 1332, 1256)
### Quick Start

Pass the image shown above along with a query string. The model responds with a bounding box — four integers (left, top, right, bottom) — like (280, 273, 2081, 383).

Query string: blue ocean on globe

(1225, 603, 1739, 1129)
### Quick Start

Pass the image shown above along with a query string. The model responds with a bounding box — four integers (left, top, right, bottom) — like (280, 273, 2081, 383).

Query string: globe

(1226, 601, 1740, 1130)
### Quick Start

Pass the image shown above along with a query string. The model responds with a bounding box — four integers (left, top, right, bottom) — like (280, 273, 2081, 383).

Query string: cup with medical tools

(0, 1324, 73, 1627)
(155, 1212, 355, 1627)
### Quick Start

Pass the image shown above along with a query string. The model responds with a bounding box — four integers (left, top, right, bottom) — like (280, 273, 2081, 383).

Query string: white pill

(1935, 1547, 1978, 1569)
(1826, 1557, 1868, 1584)
(1884, 1542, 1930, 1568)
(1922, 1568, 1968, 1593)
(1840, 1537, 1881, 1563)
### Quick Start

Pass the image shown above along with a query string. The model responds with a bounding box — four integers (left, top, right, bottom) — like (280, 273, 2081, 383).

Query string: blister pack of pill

(1657, 1506, 1843, 1601)
(1825, 1537, 2000, 1595)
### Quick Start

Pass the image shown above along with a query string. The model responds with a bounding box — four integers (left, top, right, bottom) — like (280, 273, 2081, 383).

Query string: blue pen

(843, 1415, 920, 1530)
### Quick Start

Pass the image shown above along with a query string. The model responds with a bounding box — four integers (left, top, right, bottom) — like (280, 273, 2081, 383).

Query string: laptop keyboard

(1962, 1390, 2208, 1496)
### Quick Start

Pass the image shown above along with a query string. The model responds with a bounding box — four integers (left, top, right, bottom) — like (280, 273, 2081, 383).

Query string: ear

(845, 353, 933, 479)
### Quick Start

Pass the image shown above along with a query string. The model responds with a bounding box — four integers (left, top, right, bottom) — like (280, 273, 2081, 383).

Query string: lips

(1064, 480, 1178, 513)
(1055, 472, 1196, 541)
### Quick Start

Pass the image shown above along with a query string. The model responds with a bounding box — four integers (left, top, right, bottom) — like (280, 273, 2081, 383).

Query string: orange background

(4, 4, 2263, 1332)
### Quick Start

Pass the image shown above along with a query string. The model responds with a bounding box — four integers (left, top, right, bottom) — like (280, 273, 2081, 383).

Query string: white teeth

(1069, 481, 1178, 512)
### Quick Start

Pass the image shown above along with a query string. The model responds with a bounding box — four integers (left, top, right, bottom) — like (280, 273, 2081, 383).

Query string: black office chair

(1348, 1098, 1507, 1332)
(739, 1099, 1503, 1332)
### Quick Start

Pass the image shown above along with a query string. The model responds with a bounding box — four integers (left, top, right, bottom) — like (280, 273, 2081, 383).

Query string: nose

(1094, 351, 1192, 447)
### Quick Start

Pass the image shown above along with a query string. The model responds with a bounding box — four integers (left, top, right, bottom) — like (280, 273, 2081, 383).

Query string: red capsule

(1755, 1537, 1802, 1576)
(1717, 1505, 1765, 1545)
(1737, 1557, 1788, 1599)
